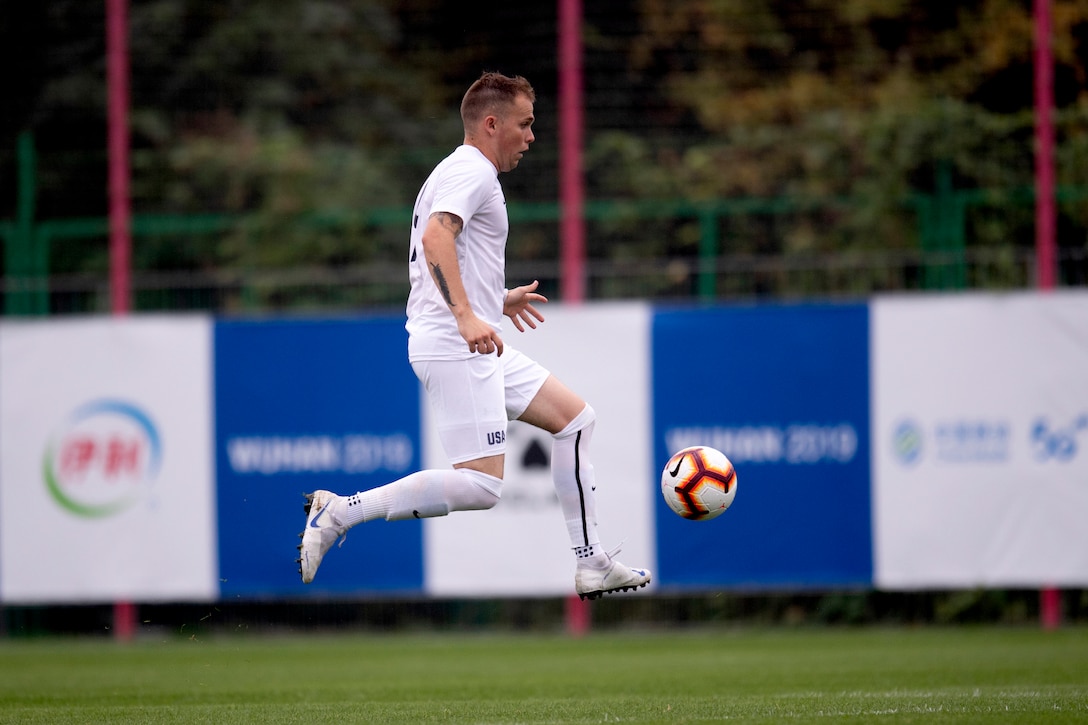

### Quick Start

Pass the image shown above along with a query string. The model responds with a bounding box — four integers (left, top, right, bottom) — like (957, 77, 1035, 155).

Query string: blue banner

(652, 303, 872, 589)
(214, 316, 423, 597)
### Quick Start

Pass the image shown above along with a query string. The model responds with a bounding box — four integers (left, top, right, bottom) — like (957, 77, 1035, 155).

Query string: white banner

(872, 292, 1088, 588)
(423, 302, 656, 597)
(0, 316, 217, 603)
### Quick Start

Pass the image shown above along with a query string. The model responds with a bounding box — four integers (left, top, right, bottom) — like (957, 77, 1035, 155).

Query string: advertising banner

(653, 303, 872, 590)
(214, 316, 424, 597)
(872, 292, 1088, 588)
(424, 303, 656, 597)
(0, 317, 217, 603)
(12, 293, 1086, 604)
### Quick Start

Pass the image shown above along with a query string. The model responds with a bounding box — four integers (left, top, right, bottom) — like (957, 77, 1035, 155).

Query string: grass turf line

(0, 626, 1085, 723)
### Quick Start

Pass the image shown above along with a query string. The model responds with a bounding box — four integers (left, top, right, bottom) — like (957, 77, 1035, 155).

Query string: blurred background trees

(1, 0, 1087, 309)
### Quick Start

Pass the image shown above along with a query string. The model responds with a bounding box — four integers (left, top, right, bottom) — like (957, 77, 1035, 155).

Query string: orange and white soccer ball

(661, 445, 737, 520)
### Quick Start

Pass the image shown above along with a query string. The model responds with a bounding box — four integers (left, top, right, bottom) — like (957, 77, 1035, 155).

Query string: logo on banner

(1031, 414, 1088, 462)
(934, 420, 1010, 462)
(226, 433, 413, 475)
(497, 422, 559, 511)
(43, 399, 163, 518)
(892, 420, 923, 466)
(665, 423, 858, 465)
(892, 418, 1012, 466)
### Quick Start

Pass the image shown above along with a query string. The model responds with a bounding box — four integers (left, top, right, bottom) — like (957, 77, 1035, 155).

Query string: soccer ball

(660, 446, 737, 520)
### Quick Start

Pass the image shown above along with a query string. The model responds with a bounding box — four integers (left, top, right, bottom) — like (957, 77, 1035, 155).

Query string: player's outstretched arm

(504, 280, 548, 332)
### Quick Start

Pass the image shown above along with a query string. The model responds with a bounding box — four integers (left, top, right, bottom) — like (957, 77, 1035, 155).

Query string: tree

(4, 0, 1087, 307)
(575, 0, 1088, 285)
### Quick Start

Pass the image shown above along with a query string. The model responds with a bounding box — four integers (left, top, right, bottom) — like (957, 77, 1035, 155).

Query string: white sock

(335, 468, 502, 527)
(552, 404, 608, 567)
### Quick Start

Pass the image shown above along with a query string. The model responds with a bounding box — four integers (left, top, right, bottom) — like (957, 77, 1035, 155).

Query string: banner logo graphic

(1031, 414, 1088, 462)
(666, 423, 858, 465)
(43, 399, 162, 518)
(225, 433, 413, 475)
(892, 420, 923, 466)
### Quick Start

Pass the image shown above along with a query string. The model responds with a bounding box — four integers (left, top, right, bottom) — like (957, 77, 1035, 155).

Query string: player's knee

(458, 468, 502, 511)
(554, 403, 596, 439)
(473, 492, 500, 511)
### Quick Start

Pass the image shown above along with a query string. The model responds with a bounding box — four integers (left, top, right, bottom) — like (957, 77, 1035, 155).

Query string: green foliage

(4, 0, 1088, 308)
(123, 0, 460, 280)
(590, 0, 1088, 257)
(128, 0, 459, 211)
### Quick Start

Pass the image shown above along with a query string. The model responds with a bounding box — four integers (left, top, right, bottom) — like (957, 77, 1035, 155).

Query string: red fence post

(558, 0, 586, 304)
(107, 0, 136, 641)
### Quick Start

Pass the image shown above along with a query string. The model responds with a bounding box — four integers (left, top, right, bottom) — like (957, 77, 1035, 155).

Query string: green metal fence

(3, 187, 1087, 316)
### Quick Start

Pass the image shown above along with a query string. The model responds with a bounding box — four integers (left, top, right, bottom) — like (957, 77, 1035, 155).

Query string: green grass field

(1, 626, 1085, 723)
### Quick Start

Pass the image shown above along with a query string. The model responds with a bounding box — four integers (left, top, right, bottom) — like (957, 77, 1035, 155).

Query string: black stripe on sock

(574, 429, 589, 547)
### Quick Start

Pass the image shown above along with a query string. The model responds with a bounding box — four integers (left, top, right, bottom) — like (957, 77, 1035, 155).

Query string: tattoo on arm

(431, 263, 455, 306)
(432, 212, 463, 237)
(427, 213, 462, 306)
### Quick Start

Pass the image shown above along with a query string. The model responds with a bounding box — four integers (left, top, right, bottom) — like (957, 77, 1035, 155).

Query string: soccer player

(297, 72, 651, 600)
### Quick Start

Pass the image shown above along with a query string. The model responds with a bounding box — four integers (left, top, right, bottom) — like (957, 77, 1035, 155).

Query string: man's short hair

(460, 72, 535, 128)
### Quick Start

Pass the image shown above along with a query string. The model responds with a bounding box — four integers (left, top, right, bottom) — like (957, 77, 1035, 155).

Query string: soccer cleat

(297, 490, 348, 584)
(574, 547, 651, 601)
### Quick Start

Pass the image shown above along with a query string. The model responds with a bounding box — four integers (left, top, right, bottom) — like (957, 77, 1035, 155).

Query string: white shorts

(411, 346, 550, 464)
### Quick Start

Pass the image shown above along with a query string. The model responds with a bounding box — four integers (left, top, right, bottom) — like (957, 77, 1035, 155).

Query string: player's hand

(458, 314, 504, 356)
(503, 280, 548, 332)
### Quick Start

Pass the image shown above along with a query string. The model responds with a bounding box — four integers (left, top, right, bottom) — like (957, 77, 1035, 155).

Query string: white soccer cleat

(297, 490, 348, 584)
(574, 548, 651, 601)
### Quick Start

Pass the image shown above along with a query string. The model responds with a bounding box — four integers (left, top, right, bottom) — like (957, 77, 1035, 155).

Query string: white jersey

(406, 144, 509, 361)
